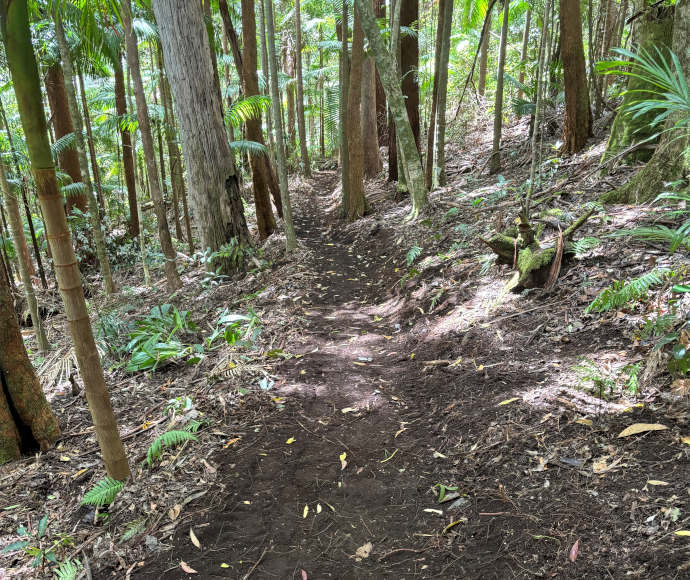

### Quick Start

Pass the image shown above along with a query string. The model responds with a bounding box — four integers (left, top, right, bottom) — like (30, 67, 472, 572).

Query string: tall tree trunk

(0, 162, 48, 351)
(158, 65, 183, 240)
(121, 0, 181, 290)
(339, 0, 351, 207)
(346, 3, 367, 220)
(44, 65, 87, 215)
(387, 0, 401, 183)
(425, 0, 446, 190)
(489, 0, 510, 173)
(295, 0, 311, 176)
(374, 0, 387, 145)
(560, 0, 592, 154)
(284, 38, 297, 157)
(362, 47, 381, 178)
(478, 9, 492, 96)
(1, 0, 130, 479)
(153, 0, 250, 272)
(603, 0, 690, 204)
(240, 0, 276, 239)
(0, 260, 59, 464)
(433, 0, 453, 188)
(356, 0, 427, 218)
(264, 0, 297, 251)
(114, 58, 139, 239)
(400, 0, 420, 149)
(518, 10, 531, 99)
(78, 71, 106, 214)
(218, 0, 244, 84)
(54, 13, 116, 296)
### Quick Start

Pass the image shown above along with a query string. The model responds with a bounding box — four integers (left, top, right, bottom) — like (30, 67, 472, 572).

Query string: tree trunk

(78, 71, 106, 214)
(425, 0, 445, 190)
(264, 0, 297, 251)
(0, 260, 59, 464)
(295, 0, 311, 176)
(122, 0, 181, 290)
(603, 0, 690, 204)
(158, 67, 183, 240)
(362, 49, 381, 178)
(602, 4, 674, 164)
(489, 0, 510, 173)
(54, 13, 116, 296)
(356, 0, 427, 218)
(153, 0, 251, 272)
(433, 0, 453, 188)
(560, 0, 592, 154)
(114, 58, 139, 239)
(478, 9, 492, 96)
(374, 0, 387, 145)
(387, 0, 401, 183)
(346, 5, 367, 220)
(339, 0, 351, 207)
(2, 0, 130, 479)
(0, 163, 48, 351)
(240, 0, 276, 239)
(44, 65, 87, 215)
(400, 0, 420, 150)
(284, 38, 297, 157)
(518, 10, 531, 99)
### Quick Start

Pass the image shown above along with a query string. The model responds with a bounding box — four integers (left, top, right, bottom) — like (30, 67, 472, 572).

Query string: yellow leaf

(286, 437, 296, 444)
(317, 503, 322, 514)
(353, 362, 366, 366)
(381, 449, 399, 463)
(59, 456, 71, 462)
(682, 436, 690, 445)
(476, 365, 484, 372)
(354, 542, 372, 561)
(647, 480, 669, 486)
(373, 315, 382, 322)
(168, 505, 181, 521)
(442, 520, 464, 534)
(189, 528, 201, 549)
(498, 398, 519, 406)
(72, 468, 88, 479)
(300, 369, 307, 375)
(674, 530, 690, 536)
(410, 353, 415, 359)
(223, 437, 240, 448)
(242, 500, 251, 505)
(384, 335, 392, 340)
(303, 505, 309, 518)
(576, 418, 593, 426)
(220, 563, 230, 568)
(340, 452, 348, 470)
(618, 423, 668, 438)
(227, 361, 236, 369)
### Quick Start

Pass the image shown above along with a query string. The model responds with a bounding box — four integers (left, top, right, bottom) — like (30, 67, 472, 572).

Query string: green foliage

(585, 269, 671, 314)
(207, 307, 262, 348)
(145, 430, 197, 467)
(81, 477, 126, 507)
(53, 559, 82, 580)
(225, 95, 271, 127)
(572, 237, 601, 256)
(611, 221, 690, 254)
(125, 304, 197, 371)
(1, 514, 74, 569)
(406, 245, 423, 266)
(119, 519, 147, 544)
(229, 139, 268, 157)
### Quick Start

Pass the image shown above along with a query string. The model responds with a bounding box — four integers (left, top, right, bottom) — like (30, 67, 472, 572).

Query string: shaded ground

(131, 171, 689, 579)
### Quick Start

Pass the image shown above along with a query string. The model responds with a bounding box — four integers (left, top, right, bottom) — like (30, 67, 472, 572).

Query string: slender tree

(1, 0, 130, 480)
(478, 8, 492, 96)
(339, 0, 351, 206)
(295, 0, 311, 176)
(346, 4, 366, 220)
(264, 0, 297, 251)
(361, 0, 381, 178)
(400, 0, 420, 149)
(121, 0, 180, 290)
(153, 0, 251, 270)
(425, 0, 446, 190)
(518, 10, 531, 99)
(433, 0, 453, 187)
(489, 0, 510, 173)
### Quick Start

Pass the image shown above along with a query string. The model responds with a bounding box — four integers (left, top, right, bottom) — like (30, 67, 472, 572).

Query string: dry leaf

(618, 423, 668, 438)
(286, 437, 296, 444)
(189, 528, 201, 549)
(498, 397, 519, 406)
(339, 452, 347, 470)
(301, 570, 308, 580)
(341, 407, 357, 414)
(569, 539, 580, 562)
(168, 504, 181, 521)
(220, 563, 230, 568)
(674, 530, 690, 536)
(682, 436, 690, 445)
(180, 561, 197, 574)
(671, 379, 690, 397)
(302, 505, 309, 518)
(575, 418, 593, 426)
(354, 542, 372, 561)
(647, 480, 669, 486)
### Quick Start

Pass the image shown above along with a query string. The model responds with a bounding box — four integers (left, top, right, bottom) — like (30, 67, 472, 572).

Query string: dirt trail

(136, 172, 687, 579)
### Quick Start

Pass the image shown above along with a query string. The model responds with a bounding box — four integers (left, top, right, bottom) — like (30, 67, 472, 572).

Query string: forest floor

(1, 119, 689, 579)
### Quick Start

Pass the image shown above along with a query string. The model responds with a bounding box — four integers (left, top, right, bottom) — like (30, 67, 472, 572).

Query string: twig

(242, 547, 268, 580)
(378, 547, 428, 561)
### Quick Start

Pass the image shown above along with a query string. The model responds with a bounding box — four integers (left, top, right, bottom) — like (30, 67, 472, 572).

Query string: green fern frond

(61, 182, 88, 198)
(184, 420, 204, 433)
(53, 559, 82, 580)
(585, 269, 670, 314)
(51, 132, 77, 158)
(229, 139, 268, 157)
(612, 221, 690, 253)
(81, 477, 126, 507)
(225, 95, 271, 127)
(406, 245, 423, 266)
(145, 430, 197, 467)
(119, 519, 147, 544)
(573, 237, 601, 256)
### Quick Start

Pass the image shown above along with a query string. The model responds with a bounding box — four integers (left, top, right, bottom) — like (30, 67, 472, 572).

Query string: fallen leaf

(569, 539, 580, 562)
(442, 519, 464, 534)
(647, 480, 669, 486)
(220, 563, 230, 568)
(498, 398, 519, 406)
(180, 561, 197, 574)
(618, 423, 668, 438)
(286, 437, 296, 444)
(303, 505, 309, 518)
(189, 528, 201, 549)
(423, 508, 443, 515)
(316, 504, 322, 514)
(353, 362, 366, 366)
(59, 456, 71, 462)
(576, 418, 593, 426)
(432, 450, 447, 459)
(674, 530, 690, 536)
(223, 437, 240, 448)
(682, 436, 690, 445)
(671, 379, 690, 397)
(341, 407, 357, 414)
(340, 452, 348, 470)
(354, 542, 372, 561)
(301, 570, 308, 580)
(168, 505, 181, 521)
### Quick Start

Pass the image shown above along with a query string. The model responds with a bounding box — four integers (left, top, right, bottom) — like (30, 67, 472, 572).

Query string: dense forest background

(0, 0, 689, 578)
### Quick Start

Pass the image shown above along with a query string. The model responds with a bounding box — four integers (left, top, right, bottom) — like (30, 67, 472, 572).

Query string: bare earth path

(136, 172, 688, 579)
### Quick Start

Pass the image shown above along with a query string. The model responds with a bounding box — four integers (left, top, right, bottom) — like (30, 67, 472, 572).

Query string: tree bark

(346, 5, 367, 220)
(0, 260, 59, 465)
(241, 0, 276, 239)
(559, 0, 592, 154)
(54, 14, 116, 296)
(489, 0, 510, 173)
(264, 0, 297, 251)
(478, 9, 492, 96)
(425, 0, 445, 190)
(154, 0, 250, 271)
(400, 0, 420, 150)
(362, 47, 382, 178)
(78, 71, 106, 214)
(2, 0, 130, 479)
(387, 0, 401, 183)
(374, 0, 387, 145)
(114, 57, 139, 239)
(44, 65, 87, 215)
(518, 10, 531, 99)
(295, 0, 311, 176)
(339, 0, 351, 207)
(122, 0, 181, 289)
(0, 162, 48, 351)
(433, 0, 453, 188)
(356, 0, 427, 218)
(284, 37, 297, 157)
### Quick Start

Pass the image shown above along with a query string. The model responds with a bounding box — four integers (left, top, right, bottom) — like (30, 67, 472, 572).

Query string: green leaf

(37, 514, 48, 539)
(1, 540, 30, 553)
(82, 477, 126, 507)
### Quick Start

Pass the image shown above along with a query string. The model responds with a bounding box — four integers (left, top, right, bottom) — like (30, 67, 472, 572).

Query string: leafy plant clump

(1, 514, 75, 570)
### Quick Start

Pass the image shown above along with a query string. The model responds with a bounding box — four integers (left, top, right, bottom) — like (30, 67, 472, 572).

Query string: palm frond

(229, 139, 268, 157)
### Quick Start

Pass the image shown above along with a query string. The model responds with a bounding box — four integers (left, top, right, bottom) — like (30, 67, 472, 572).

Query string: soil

(128, 172, 689, 579)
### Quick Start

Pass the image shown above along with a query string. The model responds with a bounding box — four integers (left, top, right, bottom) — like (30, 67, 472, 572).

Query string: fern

(585, 269, 670, 314)
(611, 221, 690, 253)
(572, 237, 601, 256)
(81, 477, 126, 507)
(145, 430, 197, 467)
(406, 245, 423, 266)
(53, 559, 82, 580)
(229, 139, 268, 157)
(61, 182, 88, 199)
(184, 419, 204, 433)
(119, 519, 146, 544)
(225, 95, 271, 127)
